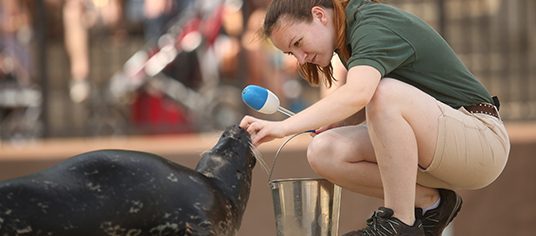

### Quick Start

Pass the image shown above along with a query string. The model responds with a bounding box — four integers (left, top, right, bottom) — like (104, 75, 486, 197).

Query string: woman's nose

(295, 51, 307, 65)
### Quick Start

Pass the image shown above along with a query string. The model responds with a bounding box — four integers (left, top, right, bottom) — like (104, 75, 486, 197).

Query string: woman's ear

(311, 6, 328, 24)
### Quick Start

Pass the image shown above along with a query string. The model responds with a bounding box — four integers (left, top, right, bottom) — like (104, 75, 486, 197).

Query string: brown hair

(263, 0, 381, 87)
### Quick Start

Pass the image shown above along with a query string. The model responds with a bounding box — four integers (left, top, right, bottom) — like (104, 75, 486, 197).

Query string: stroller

(104, 0, 245, 134)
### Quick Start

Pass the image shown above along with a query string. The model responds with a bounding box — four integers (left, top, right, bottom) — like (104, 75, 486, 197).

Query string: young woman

(239, 0, 510, 235)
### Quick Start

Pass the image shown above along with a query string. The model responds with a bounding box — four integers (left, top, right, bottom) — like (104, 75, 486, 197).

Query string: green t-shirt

(343, 0, 493, 108)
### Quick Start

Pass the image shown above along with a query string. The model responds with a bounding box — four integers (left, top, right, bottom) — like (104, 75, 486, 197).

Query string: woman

(239, 0, 510, 235)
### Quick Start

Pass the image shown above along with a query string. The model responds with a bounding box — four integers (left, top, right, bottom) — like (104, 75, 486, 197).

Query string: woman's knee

(307, 129, 372, 175)
(307, 133, 339, 174)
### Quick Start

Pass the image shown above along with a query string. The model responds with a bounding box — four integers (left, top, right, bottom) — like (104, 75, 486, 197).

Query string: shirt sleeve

(346, 23, 415, 77)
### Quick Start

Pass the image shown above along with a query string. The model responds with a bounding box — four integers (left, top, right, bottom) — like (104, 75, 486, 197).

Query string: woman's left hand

(239, 115, 287, 146)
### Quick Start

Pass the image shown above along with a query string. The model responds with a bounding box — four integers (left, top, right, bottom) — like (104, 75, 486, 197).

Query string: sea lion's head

(195, 125, 257, 216)
(201, 124, 256, 172)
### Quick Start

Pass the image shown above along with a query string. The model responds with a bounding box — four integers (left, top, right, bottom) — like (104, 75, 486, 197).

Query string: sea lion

(0, 125, 256, 236)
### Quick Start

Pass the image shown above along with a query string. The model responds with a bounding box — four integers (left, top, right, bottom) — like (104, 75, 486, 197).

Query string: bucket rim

(269, 177, 329, 184)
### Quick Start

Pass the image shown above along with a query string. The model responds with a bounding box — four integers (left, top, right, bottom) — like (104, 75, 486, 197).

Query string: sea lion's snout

(213, 125, 253, 158)
(222, 125, 250, 143)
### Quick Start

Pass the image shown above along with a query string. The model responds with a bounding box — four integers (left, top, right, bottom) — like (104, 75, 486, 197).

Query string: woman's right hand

(239, 115, 288, 146)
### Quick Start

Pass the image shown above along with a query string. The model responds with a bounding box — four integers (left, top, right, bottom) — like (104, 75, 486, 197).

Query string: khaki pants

(417, 101, 510, 190)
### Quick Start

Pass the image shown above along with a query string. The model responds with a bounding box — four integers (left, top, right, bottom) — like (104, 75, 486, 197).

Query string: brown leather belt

(463, 103, 499, 119)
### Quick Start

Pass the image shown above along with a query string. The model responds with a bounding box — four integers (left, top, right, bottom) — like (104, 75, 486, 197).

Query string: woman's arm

(241, 65, 381, 145)
(281, 65, 381, 134)
(313, 57, 367, 133)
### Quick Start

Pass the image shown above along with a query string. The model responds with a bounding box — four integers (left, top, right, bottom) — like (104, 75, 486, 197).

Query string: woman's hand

(239, 115, 287, 146)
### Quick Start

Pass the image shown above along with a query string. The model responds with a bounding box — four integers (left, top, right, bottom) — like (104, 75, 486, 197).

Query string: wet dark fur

(0, 125, 255, 236)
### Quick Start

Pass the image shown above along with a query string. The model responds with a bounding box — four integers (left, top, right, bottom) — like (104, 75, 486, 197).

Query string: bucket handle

(268, 131, 314, 182)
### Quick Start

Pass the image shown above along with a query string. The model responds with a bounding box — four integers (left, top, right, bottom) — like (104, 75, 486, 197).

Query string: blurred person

(62, 0, 122, 103)
(0, 0, 42, 142)
(240, 0, 510, 235)
(0, 0, 33, 87)
(215, 0, 243, 80)
(141, 0, 192, 42)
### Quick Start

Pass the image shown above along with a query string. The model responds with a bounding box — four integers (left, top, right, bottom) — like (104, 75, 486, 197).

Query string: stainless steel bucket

(270, 177, 342, 236)
(264, 132, 342, 236)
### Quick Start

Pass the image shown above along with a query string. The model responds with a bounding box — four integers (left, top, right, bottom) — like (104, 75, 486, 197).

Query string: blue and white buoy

(241, 85, 295, 116)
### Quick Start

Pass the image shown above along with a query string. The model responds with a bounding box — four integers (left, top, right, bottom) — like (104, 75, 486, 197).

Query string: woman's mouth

(310, 54, 317, 64)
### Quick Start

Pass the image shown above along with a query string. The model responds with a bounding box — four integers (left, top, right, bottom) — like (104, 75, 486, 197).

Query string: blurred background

(0, 0, 535, 140)
(0, 0, 535, 235)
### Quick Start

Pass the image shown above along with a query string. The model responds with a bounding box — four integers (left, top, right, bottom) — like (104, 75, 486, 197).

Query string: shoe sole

(445, 193, 463, 226)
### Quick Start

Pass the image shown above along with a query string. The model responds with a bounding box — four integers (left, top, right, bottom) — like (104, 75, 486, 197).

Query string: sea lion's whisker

(249, 142, 270, 176)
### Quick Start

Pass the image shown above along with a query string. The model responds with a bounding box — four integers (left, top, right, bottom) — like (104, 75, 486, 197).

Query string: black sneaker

(420, 189, 463, 236)
(343, 207, 425, 236)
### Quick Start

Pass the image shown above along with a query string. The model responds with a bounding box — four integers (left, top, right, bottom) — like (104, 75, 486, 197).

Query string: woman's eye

(294, 39, 301, 47)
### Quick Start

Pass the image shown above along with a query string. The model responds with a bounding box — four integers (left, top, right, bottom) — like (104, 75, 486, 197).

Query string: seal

(0, 125, 256, 236)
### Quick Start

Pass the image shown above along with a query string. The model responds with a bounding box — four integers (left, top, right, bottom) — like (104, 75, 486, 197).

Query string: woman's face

(269, 7, 335, 67)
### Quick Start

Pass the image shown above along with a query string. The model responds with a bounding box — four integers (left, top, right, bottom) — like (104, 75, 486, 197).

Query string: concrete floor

(1, 122, 535, 235)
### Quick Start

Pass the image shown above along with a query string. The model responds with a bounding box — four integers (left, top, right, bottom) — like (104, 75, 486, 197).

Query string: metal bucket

(262, 132, 342, 236)
(270, 177, 342, 236)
